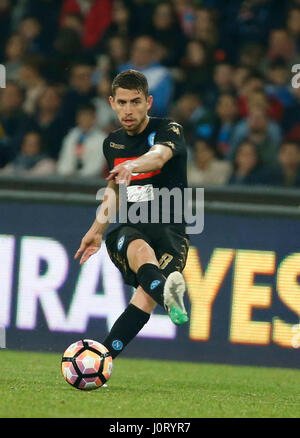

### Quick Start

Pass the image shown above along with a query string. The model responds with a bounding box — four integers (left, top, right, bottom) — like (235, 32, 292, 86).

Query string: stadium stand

(0, 0, 299, 189)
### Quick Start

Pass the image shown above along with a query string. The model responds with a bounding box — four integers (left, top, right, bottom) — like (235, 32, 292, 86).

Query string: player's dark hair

(111, 69, 149, 98)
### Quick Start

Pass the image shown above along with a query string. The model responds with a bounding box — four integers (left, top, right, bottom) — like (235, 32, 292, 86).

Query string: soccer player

(74, 69, 189, 359)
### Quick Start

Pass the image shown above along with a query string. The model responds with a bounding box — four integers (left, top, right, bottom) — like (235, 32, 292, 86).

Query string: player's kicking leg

(102, 235, 189, 361)
(127, 239, 189, 326)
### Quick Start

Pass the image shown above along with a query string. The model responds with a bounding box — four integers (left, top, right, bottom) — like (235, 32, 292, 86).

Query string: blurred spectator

(220, 0, 275, 62)
(18, 16, 44, 54)
(172, 0, 196, 38)
(126, 0, 154, 37)
(93, 75, 119, 133)
(57, 103, 106, 178)
(48, 27, 83, 83)
(265, 57, 296, 108)
(259, 141, 300, 187)
(212, 93, 239, 157)
(61, 62, 96, 128)
(32, 85, 69, 160)
(179, 40, 212, 94)
(106, 35, 129, 75)
(228, 107, 282, 166)
(0, 81, 34, 168)
(282, 86, 300, 142)
(18, 54, 47, 115)
(146, 2, 187, 67)
(4, 33, 27, 81)
(232, 65, 251, 92)
(0, 131, 55, 176)
(119, 35, 174, 117)
(237, 73, 284, 122)
(194, 7, 218, 50)
(228, 140, 265, 185)
(187, 138, 232, 186)
(100, 0, 132, 49)
(60, 0, 112, 49)
(238, 42, 265, 70)
(205, 62, 235, 110)
(286, 6, 300, 51)
(266, 28, 299, 67)
(236, 72, 264, 116)
(95, 35, 129, 82)
(20, 0, 63, 53)
(61, 12, 84, 37)
(170, 93, 214, 147)
(248, 89, 269, 113)
(248, 89, 284, 122)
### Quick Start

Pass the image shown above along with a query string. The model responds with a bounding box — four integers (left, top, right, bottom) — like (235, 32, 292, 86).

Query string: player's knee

(127, 239, 157, 271)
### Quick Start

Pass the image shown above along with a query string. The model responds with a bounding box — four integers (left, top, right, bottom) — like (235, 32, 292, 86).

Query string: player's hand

(106, 161, 134, 186)
(74, 231, 102, 265)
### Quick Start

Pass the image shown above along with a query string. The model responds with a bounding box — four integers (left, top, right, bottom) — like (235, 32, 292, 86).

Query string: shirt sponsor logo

(110, 141, 125, 149)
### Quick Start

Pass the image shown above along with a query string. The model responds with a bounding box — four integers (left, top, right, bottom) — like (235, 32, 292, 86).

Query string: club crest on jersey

(148, 131, 156, 147)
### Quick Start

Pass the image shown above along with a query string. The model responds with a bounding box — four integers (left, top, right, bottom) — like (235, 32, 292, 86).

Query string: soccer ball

(61, 339, 113, 390)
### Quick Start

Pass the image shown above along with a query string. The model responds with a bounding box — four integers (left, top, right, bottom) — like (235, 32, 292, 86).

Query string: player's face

(109, 88, 153, 135)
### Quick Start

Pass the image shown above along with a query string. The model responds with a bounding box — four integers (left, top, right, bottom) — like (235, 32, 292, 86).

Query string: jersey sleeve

(103, 137, 114, 171)
(153, 120, 186, 157)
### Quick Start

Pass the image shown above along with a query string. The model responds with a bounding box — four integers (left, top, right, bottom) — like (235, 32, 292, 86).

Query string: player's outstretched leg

(127, 239, 189, 325)
(163, 271, 189, 326)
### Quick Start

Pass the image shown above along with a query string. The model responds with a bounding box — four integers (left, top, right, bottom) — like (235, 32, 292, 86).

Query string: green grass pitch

(0, 350, 300, 418)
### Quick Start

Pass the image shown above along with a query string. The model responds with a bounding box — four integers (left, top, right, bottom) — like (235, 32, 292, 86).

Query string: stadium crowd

(0, 0, 300, 187)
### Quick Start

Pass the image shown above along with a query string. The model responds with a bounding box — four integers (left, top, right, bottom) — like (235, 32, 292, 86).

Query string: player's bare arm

(74, 179, 119, 265)
(106, 144, 173, 186)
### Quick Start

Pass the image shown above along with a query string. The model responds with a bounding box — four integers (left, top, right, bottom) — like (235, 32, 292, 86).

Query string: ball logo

(150, 280, 161, 290)
(148, 131, 156, 147)
(117, 235, 125, 251)
(112, 339, 123, 351)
